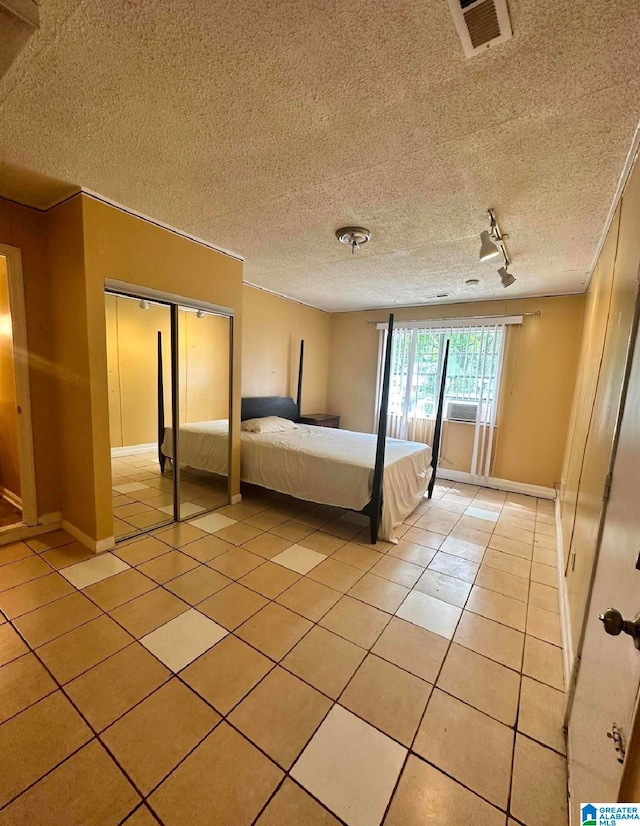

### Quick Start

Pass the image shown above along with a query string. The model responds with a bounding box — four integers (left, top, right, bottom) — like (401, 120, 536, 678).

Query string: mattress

(162, 421, 432, 541)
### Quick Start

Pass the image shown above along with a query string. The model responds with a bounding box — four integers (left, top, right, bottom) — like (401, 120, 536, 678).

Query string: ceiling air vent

(447, 0, 512, 59)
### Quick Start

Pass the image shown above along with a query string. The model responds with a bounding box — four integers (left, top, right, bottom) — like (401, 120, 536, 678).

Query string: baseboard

(0, 512, 62, 547)
(61, 519, 115, 553)
(40, 511, 62, 525)
(0, 485, 22, 510)
(111, 443, 156, 458)
(555, 496, 574, 692)
(231, 493, 243, 505)
(437, 469, 556, 500)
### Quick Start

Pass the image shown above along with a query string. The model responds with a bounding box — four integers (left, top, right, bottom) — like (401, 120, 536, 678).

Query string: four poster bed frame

(157, 314, 448, 543)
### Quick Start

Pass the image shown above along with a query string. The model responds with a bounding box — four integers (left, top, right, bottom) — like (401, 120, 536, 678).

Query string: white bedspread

(241, 426, 432, 541)
(162, 420, 229, 476)
(162, 421, 432, 541)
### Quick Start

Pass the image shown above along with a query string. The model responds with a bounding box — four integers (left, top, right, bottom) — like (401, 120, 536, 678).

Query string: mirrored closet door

(107, 293, 175, 541)
(176, 306, 231, 521)
(106, 288, 232, 541)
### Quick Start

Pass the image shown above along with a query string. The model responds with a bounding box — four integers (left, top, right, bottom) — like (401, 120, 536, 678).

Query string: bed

(161, 410, 432, 542)
(158, 314, 449, 543)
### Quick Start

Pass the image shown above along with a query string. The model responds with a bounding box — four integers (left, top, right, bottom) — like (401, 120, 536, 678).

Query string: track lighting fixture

(479, 230, 500, 261)
(479, 208, 508, 262)
(477, 208, 516, 287)
(498, 266, 516, 288)
(139, 299, 149, 310)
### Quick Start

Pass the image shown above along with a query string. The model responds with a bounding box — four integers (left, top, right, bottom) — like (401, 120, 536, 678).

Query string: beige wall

(0, 256, 20, 499)
(561, 156, 640, 653)
(327, 295, 585, 489)
(242, 285, 330, 414)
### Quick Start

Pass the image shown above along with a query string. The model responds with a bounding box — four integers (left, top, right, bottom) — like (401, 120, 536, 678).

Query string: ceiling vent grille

(447, 0, 512, 58)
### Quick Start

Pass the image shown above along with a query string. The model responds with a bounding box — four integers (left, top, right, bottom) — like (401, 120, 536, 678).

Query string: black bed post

(158, 331, 166, 473)
(427, 338, 450, 498)
(369, 313, 394, 543)
(296, 339, 305, 420)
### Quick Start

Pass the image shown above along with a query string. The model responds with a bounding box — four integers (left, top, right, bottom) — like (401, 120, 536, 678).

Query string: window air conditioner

(446, 402, 478, 423)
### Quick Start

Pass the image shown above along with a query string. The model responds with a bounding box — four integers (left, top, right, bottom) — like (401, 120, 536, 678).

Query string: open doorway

(0, 245, 37, 534)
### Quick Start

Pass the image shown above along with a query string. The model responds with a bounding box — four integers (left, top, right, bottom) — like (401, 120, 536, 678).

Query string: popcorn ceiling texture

(0, 0, 639, 311)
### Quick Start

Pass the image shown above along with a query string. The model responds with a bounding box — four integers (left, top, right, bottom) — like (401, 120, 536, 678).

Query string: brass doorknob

(599, 608, 640, 650)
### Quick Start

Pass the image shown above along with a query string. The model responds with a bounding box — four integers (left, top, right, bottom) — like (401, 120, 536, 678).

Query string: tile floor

(111, 450, 228, 540)
(0, 481, 568, 825)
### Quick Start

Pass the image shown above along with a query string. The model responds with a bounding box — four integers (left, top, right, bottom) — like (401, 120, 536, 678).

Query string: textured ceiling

(1, 0, 639, 311)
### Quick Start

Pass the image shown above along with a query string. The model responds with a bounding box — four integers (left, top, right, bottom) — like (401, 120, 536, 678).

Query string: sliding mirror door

(107, 293, 175, 540)
(176, 306, 231, 520)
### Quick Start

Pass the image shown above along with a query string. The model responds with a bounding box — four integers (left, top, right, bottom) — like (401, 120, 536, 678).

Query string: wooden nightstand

(299, 414, 341, 428)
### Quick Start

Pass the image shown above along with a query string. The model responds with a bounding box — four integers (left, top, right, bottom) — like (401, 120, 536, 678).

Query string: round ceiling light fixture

(336, 226, 371, 254)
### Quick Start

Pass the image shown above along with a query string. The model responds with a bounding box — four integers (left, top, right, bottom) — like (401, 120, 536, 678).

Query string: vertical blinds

(376, 316, 521, 479)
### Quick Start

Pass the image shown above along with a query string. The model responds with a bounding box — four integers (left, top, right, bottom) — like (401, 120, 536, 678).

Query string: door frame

(0, 243, 38, 526)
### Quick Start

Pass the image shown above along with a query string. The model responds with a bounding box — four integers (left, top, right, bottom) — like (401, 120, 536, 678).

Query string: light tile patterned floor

(111, 451, 228, 540)
(0, 481, 568, 825)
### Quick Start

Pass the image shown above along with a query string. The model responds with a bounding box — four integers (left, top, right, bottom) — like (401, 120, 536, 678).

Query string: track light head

(479, 230, 500, 261)
(498, 266, 516, 288)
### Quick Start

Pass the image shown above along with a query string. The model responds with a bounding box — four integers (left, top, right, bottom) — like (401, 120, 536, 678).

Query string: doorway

(105, 286, 232, 541)
(0, 245, 37, 533)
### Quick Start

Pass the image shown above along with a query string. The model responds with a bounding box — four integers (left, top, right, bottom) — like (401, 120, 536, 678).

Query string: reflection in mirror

(106, 292, 174, 540)
(175, 307, 230, 519)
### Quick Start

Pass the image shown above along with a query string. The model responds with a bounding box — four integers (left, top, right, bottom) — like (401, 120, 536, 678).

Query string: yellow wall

(327, 295, 585, 489)
(46, 196, 100, 538)
(81, 195, 243, 542)
(560, 156, 640, 653)
(106, 297, 230, 448)
(106, 295, 172, 447)
(180, 309, 230, 424)
(0, 199, 59, 519)
(0, 256, 20, 499)
(242, 285, 330, 414)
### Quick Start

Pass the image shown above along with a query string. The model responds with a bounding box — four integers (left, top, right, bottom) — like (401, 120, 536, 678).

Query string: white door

(568, 312, 640, 820)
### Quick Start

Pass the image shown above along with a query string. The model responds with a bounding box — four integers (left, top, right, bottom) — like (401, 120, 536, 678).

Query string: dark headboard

(241, 396, 299, 422)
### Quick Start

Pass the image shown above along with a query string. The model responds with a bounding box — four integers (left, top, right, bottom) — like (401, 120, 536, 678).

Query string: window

(376, 316, 521, 479)
(388, 326, 503, 422)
